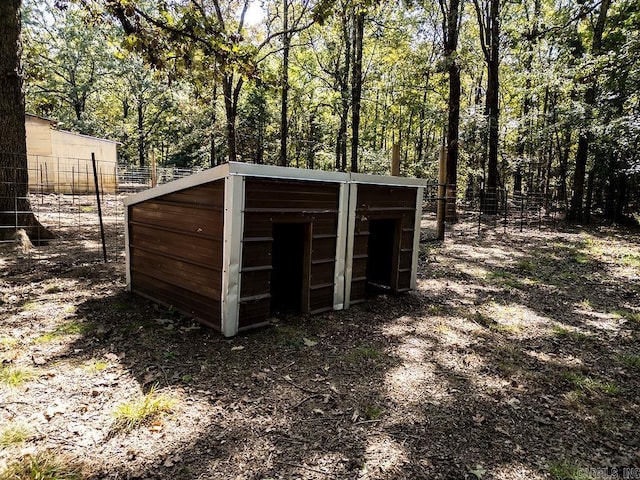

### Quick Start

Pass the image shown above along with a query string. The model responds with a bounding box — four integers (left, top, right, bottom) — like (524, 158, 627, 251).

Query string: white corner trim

(124, 202, 131, 291)
(410, 187, 424, 290)
(349, 172, 430, 188)
(228, 161, 350, 183)
(333, 183, 350, 310)
(343, 183, 358, 309)
(221, 175, 245, 337)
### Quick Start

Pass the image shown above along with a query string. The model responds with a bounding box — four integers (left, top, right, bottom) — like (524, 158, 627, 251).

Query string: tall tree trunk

(417, 86, 427, 164)
(210, 83, 218, 167)
(442, 0, 462, 221)
(484, 0, 500, 214)
(137, 100, 145, 167)
(0, 0, 52, 242)
(279, 0, 290, 167)
(473, 0, 500, 213)
(350, 8, 364, 173)
(568, 0, 611, 221)
(337, 7, 351, 172)
(222, 76, 238, 163)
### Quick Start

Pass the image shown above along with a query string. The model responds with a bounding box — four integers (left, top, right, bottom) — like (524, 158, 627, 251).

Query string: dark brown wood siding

(350, 184, 418, 305)
(239, 179, 341, 328)
(128, 181, 225, 329)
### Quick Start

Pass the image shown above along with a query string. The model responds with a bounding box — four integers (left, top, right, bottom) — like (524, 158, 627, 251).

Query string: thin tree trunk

(279, 0, 290, 167)
(337, 7, 351, 172)
(222, 76, 238, 163)
(210, 83, 218, 167)
(484, 0, 500, 214)
(350, 8, 364, 173)
(442, 0, 462, 221)
(137, 101, 145, 167)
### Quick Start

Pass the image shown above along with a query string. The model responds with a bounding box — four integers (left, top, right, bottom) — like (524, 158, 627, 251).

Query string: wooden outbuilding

(124, 162, 425, 337)
(25, 114, 119, 194)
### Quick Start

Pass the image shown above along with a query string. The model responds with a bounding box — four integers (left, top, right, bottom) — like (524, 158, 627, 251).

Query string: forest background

(21, 0, 640, 222)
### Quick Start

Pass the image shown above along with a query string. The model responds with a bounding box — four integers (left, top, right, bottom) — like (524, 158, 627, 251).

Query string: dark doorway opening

(270, 223, 310, 315)
(366, 219, 399, 294)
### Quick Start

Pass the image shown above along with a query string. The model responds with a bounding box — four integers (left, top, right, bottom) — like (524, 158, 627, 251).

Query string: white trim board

(123, 162, 429, 207)
(221, 175, 245, 337)
(123, 163, 230, 207)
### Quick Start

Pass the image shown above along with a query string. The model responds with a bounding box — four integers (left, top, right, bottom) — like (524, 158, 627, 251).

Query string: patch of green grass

(617, 354, 640, 369)
(112, 385, 176, 433)
(346, 345, 382, 362)
(558, 271, 577, 282)
(488, 269, 510, 280)
(570, 249, 592, 265)
(516, 259, 535, 272)
(362, 403, 383, 420)
(44, 284, 63, 294)
(82, 359, 109, 373)
(79, 205, 94, 213)
(549, 460, 595, 480)
(551, 325, 590, 341)
(612, 310, 640, 323)
(0, 421, 31, 448)
(34, 321, 95, 344)
(0, 336, 18, 350)
(21, 301, 39, 312)
(0, 451, 84, 480)
(0, 365, 36, 387)
(163, 351, 176, 360)
(489, 322, 522, 334)
(621, 252, 640, 268)
(487, 269, 526, 289)
(563, 372, 620, 395)
(270, 325, 305, 348)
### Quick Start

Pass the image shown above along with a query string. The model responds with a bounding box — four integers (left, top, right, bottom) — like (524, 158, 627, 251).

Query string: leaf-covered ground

(1, 222, 639, 479)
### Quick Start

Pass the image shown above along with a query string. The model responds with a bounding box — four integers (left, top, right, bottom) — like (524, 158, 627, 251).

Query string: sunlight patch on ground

(360, 435, 408, 478)
(492, 462, 546, 480)
(448, 243, 525, 267)
(384, 360, 449, 415)
(455, 262, 491, 279)
(419, 278, 494, 307)
(573, 305, 629, 332)
(480, 302, 553, 334)
(526, 350, 584, 369)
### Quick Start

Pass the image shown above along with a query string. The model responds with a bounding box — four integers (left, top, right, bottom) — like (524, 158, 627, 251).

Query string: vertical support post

(410, 186, 424, 290)
(478, 185, 484, 235)
(151, 149, 157, 188)
(436, 145, 447, 241)
(391, 143, 400, 176)
(503, 188, 508, 234)
(333, 182, 350, 310)
(343, 182, 358, 310)
(92, 153, 107, 263)
(520, 192, 525, 232)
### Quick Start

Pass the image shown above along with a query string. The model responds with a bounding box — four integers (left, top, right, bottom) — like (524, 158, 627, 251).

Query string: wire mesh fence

(421, 185, 565, 240)
(1, 153, 568, 271)
(0, 154, 208, 270)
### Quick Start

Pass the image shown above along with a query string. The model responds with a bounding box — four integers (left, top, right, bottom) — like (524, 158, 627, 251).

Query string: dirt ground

(1, 217, 639, 480)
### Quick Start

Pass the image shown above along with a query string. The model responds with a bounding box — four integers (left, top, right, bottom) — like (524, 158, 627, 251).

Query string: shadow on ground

(1, 226, 639, 479)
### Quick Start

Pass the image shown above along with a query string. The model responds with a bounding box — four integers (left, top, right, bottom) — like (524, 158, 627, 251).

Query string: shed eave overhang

(123, 162, 231, 207)
(123, 162, 429, 208)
